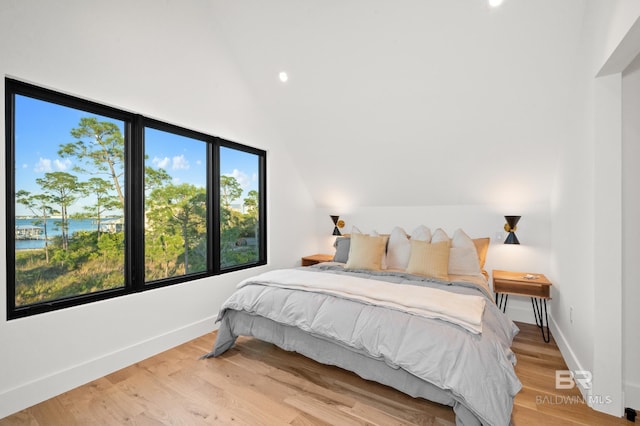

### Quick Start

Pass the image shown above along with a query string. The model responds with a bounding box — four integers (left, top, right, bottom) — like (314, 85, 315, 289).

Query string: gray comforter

(205, 264, 521, 425)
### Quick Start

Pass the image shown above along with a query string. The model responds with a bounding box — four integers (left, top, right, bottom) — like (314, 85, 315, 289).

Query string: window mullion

(127, 115, 146, 291)
(211, 139, 221, 274)
(258, 153, 267, 265)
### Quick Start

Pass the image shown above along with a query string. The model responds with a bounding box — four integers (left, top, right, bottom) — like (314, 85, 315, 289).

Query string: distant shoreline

(15, 218, 100, 250)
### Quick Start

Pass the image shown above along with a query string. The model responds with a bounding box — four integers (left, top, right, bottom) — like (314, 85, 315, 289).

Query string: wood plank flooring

(0, 322, 629, 425)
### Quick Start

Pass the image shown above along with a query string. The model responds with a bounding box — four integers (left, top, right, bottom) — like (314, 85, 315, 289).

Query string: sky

(13, 94, 259, 216)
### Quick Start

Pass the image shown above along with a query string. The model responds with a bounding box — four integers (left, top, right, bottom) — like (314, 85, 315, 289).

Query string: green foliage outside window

(219, 149, 261, 268)
(14, 115, 262, 305)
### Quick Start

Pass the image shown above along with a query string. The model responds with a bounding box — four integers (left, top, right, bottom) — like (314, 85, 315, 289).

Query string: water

(15, 218, 106, 250)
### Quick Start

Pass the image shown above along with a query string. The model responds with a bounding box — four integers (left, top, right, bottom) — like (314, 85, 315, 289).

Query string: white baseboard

(548, 315, 590, 400)
(0, 315, 218, 419)
(625, 381, 640, 411)
(504, 301, 537, 325)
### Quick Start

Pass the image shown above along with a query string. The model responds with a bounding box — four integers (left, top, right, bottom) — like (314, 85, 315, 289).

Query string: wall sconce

(504, 215, 521, 244)
(330, 215, 345, 236)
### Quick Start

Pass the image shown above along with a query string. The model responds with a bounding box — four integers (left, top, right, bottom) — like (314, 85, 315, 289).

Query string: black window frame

(5, 78, 267, 319)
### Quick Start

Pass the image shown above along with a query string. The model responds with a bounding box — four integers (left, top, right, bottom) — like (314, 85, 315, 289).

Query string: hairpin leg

(531, 297, 550, 343)
(496, 293, 509, 313)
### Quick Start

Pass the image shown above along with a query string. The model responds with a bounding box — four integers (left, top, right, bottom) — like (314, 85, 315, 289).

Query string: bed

(203, 227, 522, 425)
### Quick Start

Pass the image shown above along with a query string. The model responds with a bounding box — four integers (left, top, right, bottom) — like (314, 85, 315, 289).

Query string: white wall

(622, 52, 640, 410)
(207, 0, 586, 211)
(0, 0, 316, 418)
(551, 0, 640, 416)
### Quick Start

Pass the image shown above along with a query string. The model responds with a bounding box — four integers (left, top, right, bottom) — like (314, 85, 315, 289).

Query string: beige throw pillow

(406, 239, 451, 280)
(472, 237, 490, 269)
(345, 233, 387, 271)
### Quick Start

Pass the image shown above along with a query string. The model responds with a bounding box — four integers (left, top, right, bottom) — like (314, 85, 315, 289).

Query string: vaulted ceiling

(209, 0, 586, 208)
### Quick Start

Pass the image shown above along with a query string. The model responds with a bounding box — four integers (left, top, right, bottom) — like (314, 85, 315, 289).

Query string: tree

(145, 231, 183, 279)
(220, 175, 242, 210)
(146, 183, 207, 276)
(220, 175, 243, 240)
(241, 189, 259, 245)
(83, 177, 121, 239)
(16, 190, 56, 263)
(144, 159, 172, 192)
(35, 172, 82, 252)
(58, 117, 125, 206)
(244, 190, 259, 220)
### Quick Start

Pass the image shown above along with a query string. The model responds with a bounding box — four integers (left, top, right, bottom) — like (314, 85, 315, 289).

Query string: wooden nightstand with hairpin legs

(492, 269, 553, 343)
(301, 254, 334, 267)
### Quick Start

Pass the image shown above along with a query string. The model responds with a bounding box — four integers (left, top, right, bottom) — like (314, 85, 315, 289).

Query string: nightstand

(301, 254, 334, 267)
(492, 269, 553, 343)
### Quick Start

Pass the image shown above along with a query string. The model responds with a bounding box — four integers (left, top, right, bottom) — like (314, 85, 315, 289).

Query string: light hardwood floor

(0, 322, 629, 425)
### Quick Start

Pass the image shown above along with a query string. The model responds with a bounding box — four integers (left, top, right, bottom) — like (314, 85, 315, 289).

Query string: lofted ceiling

(209, 0, 586, 209)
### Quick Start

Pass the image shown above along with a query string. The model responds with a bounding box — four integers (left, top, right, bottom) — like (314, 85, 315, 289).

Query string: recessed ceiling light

(279, 71, 288, 83)
(489, 0, 504, 7)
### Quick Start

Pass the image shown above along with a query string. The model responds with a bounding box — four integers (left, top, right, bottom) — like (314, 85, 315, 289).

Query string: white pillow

(449, 229, 483, 276)
(411, 225, 432, 242)
(386, 227, 410, 270)
(431, 228, 449, 243)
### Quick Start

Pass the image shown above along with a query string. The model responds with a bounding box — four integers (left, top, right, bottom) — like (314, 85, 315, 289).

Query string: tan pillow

(406, 239, 451, 280)
(345, 233, 387, 270)
(472, 238, 490, 269)
(371, 231, 389, 269)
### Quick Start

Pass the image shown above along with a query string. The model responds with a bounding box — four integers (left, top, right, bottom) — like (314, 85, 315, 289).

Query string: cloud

(152, 156, 170, 169)
(152, 155, 189, 171)
(34, 158, 52, 173)
(172, 155, 189, 170)
(225, 169, 251, 188)
(54, 159, 72, 171)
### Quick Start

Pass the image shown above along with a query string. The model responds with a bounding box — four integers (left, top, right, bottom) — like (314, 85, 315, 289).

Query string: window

(5, 78, 267, 319)
(144, 125, 209, 282)
(219, 146, 263, 269)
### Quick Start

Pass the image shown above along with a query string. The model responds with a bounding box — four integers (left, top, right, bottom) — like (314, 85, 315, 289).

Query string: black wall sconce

(504, 215, 521, 244)
(330, 215, 345, 236)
